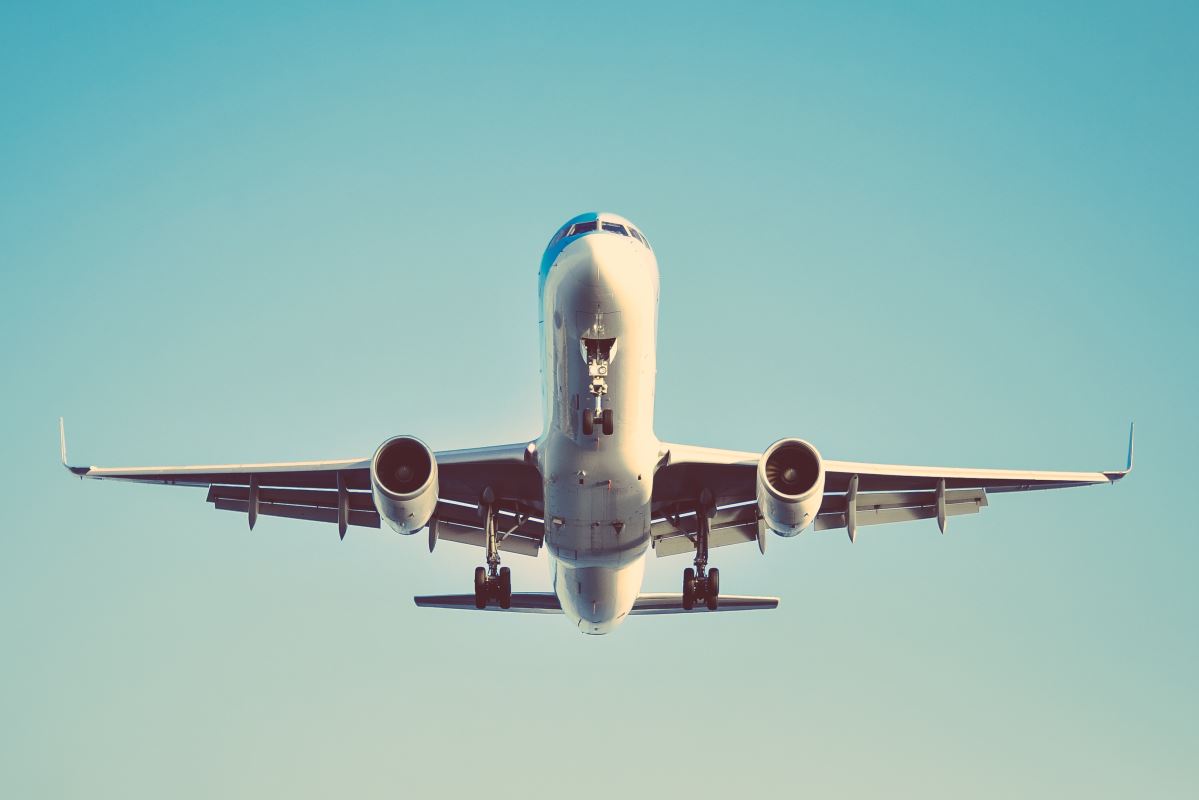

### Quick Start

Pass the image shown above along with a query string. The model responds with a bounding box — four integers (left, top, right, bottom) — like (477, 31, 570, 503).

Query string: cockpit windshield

(547, 215, 650, 252)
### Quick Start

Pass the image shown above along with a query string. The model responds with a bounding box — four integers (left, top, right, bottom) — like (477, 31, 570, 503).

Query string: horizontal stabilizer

(414, 592, 779, 614)
(628, 593, 779, 614)
(416, 593, 564, 613)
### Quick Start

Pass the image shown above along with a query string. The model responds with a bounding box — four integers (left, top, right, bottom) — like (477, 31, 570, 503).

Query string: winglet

(1104, 422, 1134, 482)
(1125, 421, 1135, 472)
(59, 418, 89, 476)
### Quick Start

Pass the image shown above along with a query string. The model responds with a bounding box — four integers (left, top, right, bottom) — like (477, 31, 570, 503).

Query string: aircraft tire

(474, 566, 487, 609)
(499, 566, 512, 609)
(682, 568, 695, 610)
(582, 409, 595, 436)
(706, 568, 720, 611)
(601, 409, 614, 436)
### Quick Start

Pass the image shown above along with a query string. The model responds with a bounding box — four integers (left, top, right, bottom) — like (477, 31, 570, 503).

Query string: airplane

(61, 212, 1134, 634)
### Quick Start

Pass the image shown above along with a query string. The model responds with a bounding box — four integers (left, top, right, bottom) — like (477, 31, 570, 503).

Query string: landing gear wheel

(474, 566, 487, 609)
(682, 567, 696, 610)
(706, 568, 720, 611)
(582, 409, 595, 436)
(498, 566, 512, 609)
(601, 409, 614, 436)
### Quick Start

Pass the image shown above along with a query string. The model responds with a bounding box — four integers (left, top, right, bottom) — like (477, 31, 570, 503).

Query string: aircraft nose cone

(556, 233, 656, 312)
(570, 235, 626, 286)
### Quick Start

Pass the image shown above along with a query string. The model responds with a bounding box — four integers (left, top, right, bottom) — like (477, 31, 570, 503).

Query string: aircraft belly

(543, 473, 650, 567)
(536, 229, 661, 631)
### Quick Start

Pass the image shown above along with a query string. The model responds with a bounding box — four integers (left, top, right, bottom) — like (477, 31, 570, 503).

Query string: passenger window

(601, 222, 628, 235)
(570, 221, 598, 235)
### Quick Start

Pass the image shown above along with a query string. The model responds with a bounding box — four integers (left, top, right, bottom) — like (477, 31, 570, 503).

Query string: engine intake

(757, 438, 825, 536)
(371, 436, 438, 534)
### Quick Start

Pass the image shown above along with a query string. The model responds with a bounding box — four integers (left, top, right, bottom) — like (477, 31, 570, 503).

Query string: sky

(2, 1, 1196, 797)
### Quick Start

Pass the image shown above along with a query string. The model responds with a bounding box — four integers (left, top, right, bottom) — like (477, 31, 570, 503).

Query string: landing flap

(654, 525, 758, 558)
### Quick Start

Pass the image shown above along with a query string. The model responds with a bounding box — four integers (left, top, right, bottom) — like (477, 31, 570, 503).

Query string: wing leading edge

(59, 419, 544, 551)
(651, 424, 1133, 554)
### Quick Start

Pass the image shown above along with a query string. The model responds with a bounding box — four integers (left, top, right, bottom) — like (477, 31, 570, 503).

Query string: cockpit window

(552, 219, 649, 249)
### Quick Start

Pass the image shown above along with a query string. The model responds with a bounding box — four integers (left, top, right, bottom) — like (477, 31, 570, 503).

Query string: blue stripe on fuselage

(538, 212, 600, 314)
(538, 212, 652, 317)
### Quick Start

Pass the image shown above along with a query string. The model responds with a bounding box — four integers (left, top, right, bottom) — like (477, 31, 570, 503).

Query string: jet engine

(757, 438, 826, 536)
(371, 436, 438, 534)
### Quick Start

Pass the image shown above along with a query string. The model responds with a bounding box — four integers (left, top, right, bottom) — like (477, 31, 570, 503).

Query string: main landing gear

(473, 487, 514, 609)
(474, 565, 511, 610)
(681, 490, 720, 611)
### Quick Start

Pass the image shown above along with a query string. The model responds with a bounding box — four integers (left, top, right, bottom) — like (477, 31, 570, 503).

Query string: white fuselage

(535, 219, 660, 634)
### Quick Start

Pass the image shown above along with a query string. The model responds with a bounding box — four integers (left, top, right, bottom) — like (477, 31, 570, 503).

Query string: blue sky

(2, 2, 1196, 797)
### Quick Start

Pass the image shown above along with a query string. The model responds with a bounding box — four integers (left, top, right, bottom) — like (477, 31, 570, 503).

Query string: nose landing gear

(581, 408, 614, 437)
(471, 487, 514, 609)
(680, 490, 721, 611)
(582, 336, 616, 437)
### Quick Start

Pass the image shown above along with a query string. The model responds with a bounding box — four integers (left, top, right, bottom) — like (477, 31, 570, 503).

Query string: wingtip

(59, 417, 68, 467)
(59, 418, 89, 476)
(1103, 422, 1134, 482)
(1125, 421, 1135, 473)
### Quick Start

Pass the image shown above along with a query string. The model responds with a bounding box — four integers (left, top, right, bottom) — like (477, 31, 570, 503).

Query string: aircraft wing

(60, 420, 544, 551)
(650, 424, 1133, 554)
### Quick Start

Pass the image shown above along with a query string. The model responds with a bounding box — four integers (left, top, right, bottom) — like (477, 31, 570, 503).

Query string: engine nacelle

(371, 436, 438, 534)
(757, 438, 826, 536)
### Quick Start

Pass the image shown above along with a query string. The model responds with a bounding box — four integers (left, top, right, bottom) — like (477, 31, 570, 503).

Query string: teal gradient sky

(2, 2, 1196, 797)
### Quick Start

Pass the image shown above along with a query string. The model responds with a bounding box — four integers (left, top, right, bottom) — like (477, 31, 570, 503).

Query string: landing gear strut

(681, 490, 720, 611)
(472, 487, 513, 609)
(582, 337, 615, 436)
